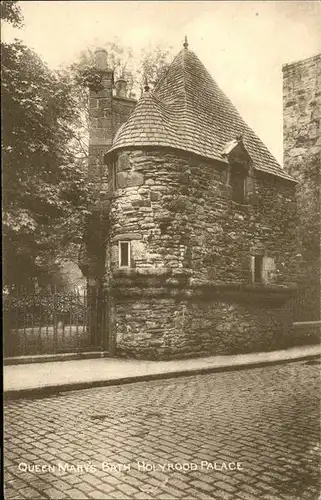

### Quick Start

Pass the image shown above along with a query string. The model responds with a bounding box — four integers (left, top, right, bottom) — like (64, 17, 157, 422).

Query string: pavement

(4, 360, 321, 500)
(4, 344, 321, 399)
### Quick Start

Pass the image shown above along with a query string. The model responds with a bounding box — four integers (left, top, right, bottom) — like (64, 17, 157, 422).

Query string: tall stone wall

(81, 50, 136, 347)
(106, 148, 297, 359)
(84, 50, 136, 269)
(88, 68, 136, 190)
(283, 54, 321, 321)
(88, 67, 114, 189)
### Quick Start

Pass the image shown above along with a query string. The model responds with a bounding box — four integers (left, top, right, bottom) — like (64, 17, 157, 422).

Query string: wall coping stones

(113, 95, 137, 104)
(110, 276, 297, 302)
(113, 268, 171, 277)
(111, 287, 295, 304)
(113, 233, 142, 241)
(188, 280, 297, 292)
(111, 268, 296, 293)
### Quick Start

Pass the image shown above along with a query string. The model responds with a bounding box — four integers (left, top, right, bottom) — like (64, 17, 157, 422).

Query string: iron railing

(3, 287, 107, 357)
(294, 262, 321, 322)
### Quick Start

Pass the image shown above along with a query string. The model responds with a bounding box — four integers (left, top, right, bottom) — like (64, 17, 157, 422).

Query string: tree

(71, 38, 173, 97)
(2, 3, 94, 288)
(0, 0, 23, 26)
(137, 43, 173, 93)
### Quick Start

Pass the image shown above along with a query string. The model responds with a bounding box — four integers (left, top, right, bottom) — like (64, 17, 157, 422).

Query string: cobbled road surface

(4, 360, 321, 500)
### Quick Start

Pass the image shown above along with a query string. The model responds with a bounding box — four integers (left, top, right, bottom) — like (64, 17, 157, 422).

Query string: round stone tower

(103, 41, 298, 360)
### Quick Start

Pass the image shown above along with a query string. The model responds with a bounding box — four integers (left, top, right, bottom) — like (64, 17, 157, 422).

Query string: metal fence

(294, 262, 321, 322)
(3, 288, 107, 357)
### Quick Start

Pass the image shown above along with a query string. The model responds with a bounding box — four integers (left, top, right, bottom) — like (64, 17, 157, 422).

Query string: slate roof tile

(109, 46, 295, 182)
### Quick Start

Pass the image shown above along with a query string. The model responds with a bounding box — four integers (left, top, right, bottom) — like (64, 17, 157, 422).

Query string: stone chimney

(115, 78, 127, 98)
(88, 48, 114, 184)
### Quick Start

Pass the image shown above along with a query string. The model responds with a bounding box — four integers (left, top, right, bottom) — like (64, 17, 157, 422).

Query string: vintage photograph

(2, 1, 321, 499)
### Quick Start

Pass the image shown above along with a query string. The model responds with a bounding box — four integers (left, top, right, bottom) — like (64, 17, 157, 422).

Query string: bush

(3, 291, 86, 329)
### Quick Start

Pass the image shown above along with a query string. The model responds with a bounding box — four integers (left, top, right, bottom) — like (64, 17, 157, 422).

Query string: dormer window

(112, 161, 117, 190)
(230, 167, 247, 204)
(222, 136, 251, 204)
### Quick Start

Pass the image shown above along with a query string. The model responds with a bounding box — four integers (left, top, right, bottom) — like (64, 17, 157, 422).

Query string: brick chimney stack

(88, 48, 114, 184)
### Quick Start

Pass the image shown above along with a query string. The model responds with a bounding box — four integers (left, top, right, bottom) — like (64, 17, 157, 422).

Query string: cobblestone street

(4, 360, 321, 500)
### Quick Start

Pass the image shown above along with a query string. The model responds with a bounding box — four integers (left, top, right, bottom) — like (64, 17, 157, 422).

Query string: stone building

(81, 41, 298, 359)
(283, 54, 321, 324)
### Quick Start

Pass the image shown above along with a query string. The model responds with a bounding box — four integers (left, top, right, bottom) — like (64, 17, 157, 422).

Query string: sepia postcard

(2, 1, 321, 499)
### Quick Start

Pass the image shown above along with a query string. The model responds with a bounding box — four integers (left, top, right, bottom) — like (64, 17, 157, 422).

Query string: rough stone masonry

(81, 42, 299, 360)
(283, 54, 321, 323)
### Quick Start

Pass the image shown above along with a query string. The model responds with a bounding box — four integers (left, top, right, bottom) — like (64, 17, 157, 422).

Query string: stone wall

(108, 149, 297, 282)
(106, 148, 297, 359)
(88, 78, 136, 190)
(88, 70, 114, 187)
(283, 54, 321, 321)
(115, 294, 294, 359)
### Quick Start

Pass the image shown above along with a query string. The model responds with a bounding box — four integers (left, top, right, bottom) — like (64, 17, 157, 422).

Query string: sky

(2, 1, 321, 164)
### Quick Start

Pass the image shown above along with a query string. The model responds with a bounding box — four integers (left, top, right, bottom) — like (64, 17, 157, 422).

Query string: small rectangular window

(112, 161, 117, 191)
(119, 241, 130, 268)
(230, 170, 246, 204)
(254, 255, 263, 283)
(108, 161, 117, 191)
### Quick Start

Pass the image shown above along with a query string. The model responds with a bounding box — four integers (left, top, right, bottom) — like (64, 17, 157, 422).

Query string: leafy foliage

(70, 38, 173, 98)
(137, 44, 173, 92)
(2, 17, 94, 286)
(3, 290, 86, 328)
(75, 66, 105, 93)
(0, 0, 23, 26)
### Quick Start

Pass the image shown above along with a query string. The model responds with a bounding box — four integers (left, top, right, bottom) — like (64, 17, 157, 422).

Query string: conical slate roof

(109, 45, 294, 182)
